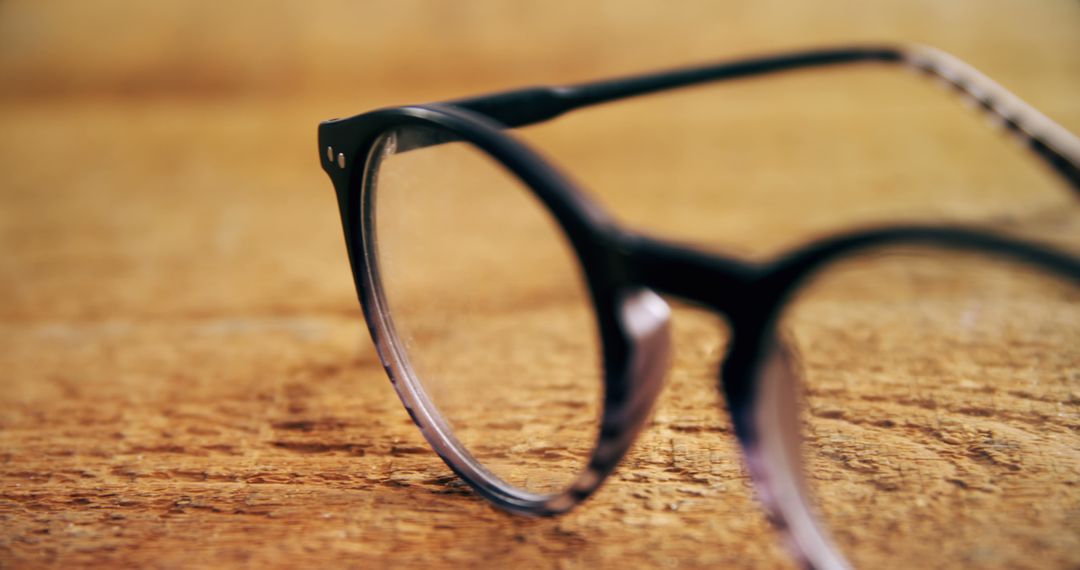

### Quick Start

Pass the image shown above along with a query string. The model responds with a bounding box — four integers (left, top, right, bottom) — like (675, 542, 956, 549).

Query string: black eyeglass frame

(318, 45, 1080, 569)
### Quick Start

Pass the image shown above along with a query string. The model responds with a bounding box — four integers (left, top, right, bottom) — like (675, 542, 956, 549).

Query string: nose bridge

(621, 233, 759, 315)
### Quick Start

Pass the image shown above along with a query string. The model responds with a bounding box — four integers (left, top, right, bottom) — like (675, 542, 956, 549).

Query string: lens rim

(738, 237, 1080, 569)
(363, 125, 610, 495)
(336, 105, 673, 515)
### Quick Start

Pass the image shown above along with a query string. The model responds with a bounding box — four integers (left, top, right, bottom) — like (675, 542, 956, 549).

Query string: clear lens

(780, 246, 1080, 569)
(364, 126, 602, 494)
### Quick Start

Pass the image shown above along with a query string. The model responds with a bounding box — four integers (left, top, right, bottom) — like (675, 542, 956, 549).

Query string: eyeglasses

(317, 45, 1080, 569)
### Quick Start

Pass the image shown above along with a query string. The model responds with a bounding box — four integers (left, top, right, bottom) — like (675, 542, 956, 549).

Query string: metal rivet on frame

(337, 152, 346, 169)
(326, 146, 334, 162)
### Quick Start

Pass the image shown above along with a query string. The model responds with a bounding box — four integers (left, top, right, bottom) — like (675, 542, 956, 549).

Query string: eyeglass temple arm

(446, 45, 1080, 192)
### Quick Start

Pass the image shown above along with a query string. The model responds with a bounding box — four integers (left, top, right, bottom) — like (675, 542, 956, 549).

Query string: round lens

(363, 125, 602, 495)
(780, 246, 1079, 568)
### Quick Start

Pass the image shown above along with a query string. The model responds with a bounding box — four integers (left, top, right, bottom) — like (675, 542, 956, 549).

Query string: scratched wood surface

(1, 1, 1079, 568)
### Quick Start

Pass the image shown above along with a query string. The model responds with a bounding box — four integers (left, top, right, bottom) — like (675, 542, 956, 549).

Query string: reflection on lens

(781, 246, 1079, 569)
(365, 126, 602, 494)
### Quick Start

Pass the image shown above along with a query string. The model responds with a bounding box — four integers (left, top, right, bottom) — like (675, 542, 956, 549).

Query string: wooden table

(2, 1, 1078, 568)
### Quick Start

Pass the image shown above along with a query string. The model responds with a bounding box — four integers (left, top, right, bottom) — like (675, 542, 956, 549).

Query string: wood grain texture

(1, 1, 1079, 568)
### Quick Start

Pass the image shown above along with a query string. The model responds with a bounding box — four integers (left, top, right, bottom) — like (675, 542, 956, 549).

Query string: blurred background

(3, 1, 1079, 100)
(1, 2, 1078, 568)
(1, 0, 1078, 322)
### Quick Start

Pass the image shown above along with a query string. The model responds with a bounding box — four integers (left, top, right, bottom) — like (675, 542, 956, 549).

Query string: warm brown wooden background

(1, 1, 1078, 568)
